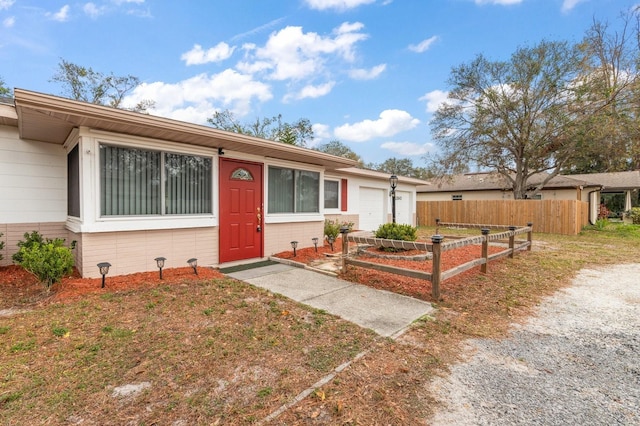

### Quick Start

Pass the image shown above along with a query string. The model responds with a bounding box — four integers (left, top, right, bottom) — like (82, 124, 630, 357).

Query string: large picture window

(268, 166, 319, 213)
(100, 145, 212, 216)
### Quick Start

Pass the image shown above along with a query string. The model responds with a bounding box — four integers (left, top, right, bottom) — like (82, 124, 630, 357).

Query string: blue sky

(0, 0, 636, 165)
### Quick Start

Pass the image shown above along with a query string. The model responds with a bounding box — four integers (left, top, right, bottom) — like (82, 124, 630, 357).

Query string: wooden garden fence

(417, 200, 588, 235)
(340, 223, 533, 300)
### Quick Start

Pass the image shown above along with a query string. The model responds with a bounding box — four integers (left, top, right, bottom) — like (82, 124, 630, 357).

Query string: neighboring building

(416, 172, 601, 202)
(568, 171, 640, 217)
(417, 170, 640, 225)
(0, 89, 426, 277)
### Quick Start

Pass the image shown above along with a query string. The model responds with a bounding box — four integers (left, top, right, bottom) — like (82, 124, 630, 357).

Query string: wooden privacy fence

(340, 224, 533, 300)
(417, 200, 589, 235)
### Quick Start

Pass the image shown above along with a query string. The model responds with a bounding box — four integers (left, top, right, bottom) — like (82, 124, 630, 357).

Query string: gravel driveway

(430, 263, 640, 425)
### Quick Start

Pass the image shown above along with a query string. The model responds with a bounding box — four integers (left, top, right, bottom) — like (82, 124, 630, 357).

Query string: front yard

(1, 223, 639, 424)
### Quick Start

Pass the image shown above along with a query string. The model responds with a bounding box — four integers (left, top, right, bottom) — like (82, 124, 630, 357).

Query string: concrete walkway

(227, 263, 434, 338)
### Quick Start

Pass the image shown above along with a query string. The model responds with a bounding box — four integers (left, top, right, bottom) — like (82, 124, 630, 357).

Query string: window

(164, 153, 212, 214)
(100, 145, 212, 216)
(268, 166, 319, 213)
(67, 144, 80, 217)
(324, 180, 339, 209)
(452, 194, 463, 201)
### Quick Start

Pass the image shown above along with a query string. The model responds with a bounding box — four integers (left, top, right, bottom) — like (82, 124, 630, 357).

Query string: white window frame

(323, 179, 341, 212)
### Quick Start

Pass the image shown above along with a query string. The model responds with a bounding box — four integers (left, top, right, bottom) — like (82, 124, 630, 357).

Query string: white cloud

(381, 141, 435, 156)
(285, 81, 336, 102)
(312, 123, 332, 140)
(561, 0, 585, 13)
(348, 63, 386, 80)
(3, 16, 15, 27)
(408, 36, 438, 53)
(48, 5, 70, 22)
(181, 42, 236, 65)
(474, 0, 522, 4)
(111, 0, 145, 4)
(304, 0, 375, 11)
(83, 3, 106, 19)
(334, 109, 420, 142)
(243, 22, 368, 81)
(123, 70, 272, 123)
(0, 0, 15, 11)
(419, 89, 448, 113)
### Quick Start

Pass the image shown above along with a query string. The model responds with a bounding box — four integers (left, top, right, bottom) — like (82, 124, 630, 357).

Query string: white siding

(394, 190, 412, 225)
(0, 126, 67, 223)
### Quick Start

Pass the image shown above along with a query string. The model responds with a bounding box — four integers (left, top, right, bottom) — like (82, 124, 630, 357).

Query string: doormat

(219, 259, 279, 274)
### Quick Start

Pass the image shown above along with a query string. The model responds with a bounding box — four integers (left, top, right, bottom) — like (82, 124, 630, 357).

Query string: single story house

(0, 89, 427, 278)
(417, 171, 640, 225)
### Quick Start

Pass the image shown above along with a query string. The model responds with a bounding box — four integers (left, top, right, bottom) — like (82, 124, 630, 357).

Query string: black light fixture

(154, 257, 166, 279)
(390, 174, 398, 224)
(97, 262, 111, 289)
(291, 241, 298, 257)
(187, 258, 198, 275)
(312, 237, 319, 252)
(327, 235, 335, 251)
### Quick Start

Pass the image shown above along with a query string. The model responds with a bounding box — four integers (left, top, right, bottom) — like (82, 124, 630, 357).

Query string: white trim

(323, 178, 341, 213)
(74, 128, 218, 234)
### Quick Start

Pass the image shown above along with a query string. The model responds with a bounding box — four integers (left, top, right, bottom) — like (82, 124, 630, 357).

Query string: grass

(1, 223, 639, 424)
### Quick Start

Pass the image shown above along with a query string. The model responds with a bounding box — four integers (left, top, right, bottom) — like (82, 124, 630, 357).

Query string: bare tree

(207, 109, 313, 146)
(429, 40, 604, 199)
(50, 59, 154, 113)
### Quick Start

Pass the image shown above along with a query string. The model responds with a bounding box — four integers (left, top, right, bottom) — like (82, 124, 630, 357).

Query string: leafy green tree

(207, 109, 313, 146)
(50, 59, 154, 113)
(315, 140, 364, 166)
(428, 40, 605, 199)
(565, 13, 640, 173)
(367, 157, 431, 180)
(0, 76, 12, 97)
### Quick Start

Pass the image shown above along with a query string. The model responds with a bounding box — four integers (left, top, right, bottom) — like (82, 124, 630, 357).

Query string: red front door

(219, 159, 263, 263)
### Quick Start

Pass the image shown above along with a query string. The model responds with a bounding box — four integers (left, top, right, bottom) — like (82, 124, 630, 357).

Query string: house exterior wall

(76, 227, 218, 278)
(0, 125, 67, 224)
(0, 222, 70, 267)
(328, 173, 418, 228)
(263, 221, 324, 256)
(0, 125, 70, 266)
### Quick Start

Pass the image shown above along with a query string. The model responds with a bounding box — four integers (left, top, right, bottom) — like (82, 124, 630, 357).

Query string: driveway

(430, 263, 640, 425)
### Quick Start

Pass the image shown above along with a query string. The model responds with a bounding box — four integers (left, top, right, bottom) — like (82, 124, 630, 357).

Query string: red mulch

(0, 264, 225, 307)
(2, 239, 508, 307)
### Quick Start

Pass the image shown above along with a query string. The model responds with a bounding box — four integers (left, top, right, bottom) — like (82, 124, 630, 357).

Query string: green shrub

(13, 231, 75, 290)
(627, 207, 640, 225)
(0, 232, 4, 261)
(374, 223, 418, 241)
(324, 219, 354, 241)
(18, 242, 74, 290)
(12, 231, 45, 263)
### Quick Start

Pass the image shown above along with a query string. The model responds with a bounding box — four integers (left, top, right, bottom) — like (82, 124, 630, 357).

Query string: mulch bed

(0, 264, 225, 308)
(3, 239, 507, 308)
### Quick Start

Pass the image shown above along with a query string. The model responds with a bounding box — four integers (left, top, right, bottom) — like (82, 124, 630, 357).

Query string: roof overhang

(13, 89, 357, 171)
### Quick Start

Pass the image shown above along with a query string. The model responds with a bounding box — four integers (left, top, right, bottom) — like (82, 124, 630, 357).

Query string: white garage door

(359, 187, 385, 231)
(394, 190, 412, 225)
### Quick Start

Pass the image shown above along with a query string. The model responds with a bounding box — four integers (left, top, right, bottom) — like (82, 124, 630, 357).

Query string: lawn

(1, 222, 639, 424)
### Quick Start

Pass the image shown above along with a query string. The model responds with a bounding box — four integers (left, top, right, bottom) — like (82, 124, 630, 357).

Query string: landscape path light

(290, 241, 298, 257)
(154, 257, 166, 280)
(187, 258, 198, 275)
(390, 174, 398, 224)
(312, 237, 319, 252)
(97, 262, 111, 288)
